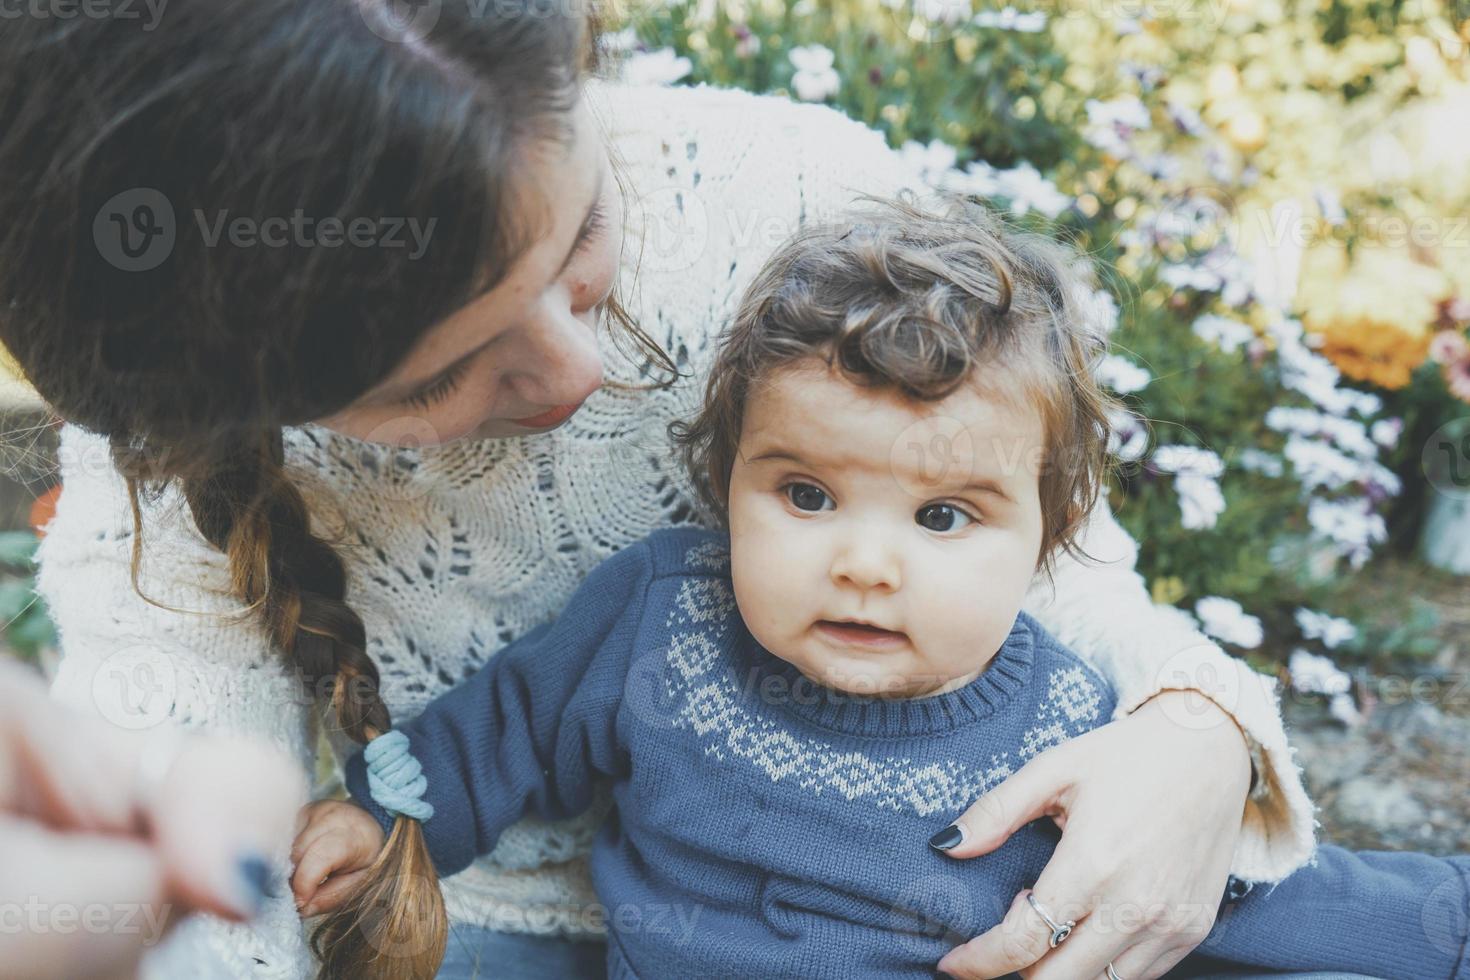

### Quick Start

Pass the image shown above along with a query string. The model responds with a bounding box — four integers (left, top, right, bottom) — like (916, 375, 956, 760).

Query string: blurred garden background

(1, 0, 1467, 853)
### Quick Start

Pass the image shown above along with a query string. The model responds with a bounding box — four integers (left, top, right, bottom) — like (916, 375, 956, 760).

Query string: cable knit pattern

(32, 79, 1315, 979)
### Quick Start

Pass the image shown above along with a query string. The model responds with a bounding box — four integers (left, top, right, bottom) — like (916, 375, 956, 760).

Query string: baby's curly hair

(671, 191, 1121, 579)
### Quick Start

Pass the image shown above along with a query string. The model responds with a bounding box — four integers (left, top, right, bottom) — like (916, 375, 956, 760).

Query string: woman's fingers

(299, 868, 370, 919)
(1, 658, 304, 924)
(0, 814, 170, 980)
(1107, 940, 1191, 980)
(938, 887, 1087, 979)
(290, 833, 359, 909)
(1011, 898, 1148, 980)
(930, 747, 1073, 860)
(141, 733, 306, 923)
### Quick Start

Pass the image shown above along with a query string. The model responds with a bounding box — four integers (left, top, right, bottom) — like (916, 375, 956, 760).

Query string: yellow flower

(1151, 577, 1189, 606)
(1299, 245, 1446, 388)
(1224, 110, 1268, 153)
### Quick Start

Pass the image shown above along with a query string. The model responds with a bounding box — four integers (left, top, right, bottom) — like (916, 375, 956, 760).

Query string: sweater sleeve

(343, 537, 658, 878)
(1184, 845, 1470, 979)
(34, 424, 316, 980)
(1021, 492, 1318, 884)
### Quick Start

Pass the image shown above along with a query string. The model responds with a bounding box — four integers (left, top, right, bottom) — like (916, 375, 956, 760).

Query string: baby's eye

(916, 503, 975, 533)
(785, 482, 833, 512)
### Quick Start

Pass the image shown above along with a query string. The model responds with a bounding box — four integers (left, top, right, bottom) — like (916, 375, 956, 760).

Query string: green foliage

(0, 529, 56, 662)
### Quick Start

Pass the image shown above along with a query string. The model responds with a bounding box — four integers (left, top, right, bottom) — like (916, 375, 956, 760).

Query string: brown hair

(672, 191, 1117, 579)
(0, 3, 672, 977)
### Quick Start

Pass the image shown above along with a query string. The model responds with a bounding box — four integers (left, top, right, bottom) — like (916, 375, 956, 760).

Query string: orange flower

(1315, 319, 1432, 390)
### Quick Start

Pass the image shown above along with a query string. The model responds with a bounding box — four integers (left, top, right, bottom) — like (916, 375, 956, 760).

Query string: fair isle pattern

(1018, 666, 1107, 762)
(663, 544, 1105, 818)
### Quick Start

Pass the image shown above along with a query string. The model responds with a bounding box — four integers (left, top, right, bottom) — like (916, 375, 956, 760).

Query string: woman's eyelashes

(780, 481, 980, 532)
(397, 200, 611, 414)
(402, 358, 472, 412)
(577, 200, 608, 256)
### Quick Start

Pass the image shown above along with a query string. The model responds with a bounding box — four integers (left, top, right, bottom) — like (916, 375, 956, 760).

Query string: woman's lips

(814, 620, 909, 649)
(509, 402, 583, 429)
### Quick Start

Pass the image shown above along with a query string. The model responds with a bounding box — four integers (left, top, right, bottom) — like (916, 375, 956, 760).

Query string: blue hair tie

(363, 730, 434, 821)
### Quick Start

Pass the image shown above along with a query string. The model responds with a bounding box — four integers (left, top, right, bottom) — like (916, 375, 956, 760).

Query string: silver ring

(1025, 891, 1076, 948)
(1107, 963, 1126, 980)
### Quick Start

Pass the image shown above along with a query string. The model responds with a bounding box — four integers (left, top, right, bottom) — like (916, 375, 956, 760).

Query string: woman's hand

(933, 689, 1253, 980)
(290, 799, 387, 918)
(0, 658, 303, 980)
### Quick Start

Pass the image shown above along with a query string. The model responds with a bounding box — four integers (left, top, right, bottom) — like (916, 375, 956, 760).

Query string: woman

(0, 3, 1315, 978)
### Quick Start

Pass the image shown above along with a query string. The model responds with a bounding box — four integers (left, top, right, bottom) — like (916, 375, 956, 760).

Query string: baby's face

(727, 358, 1046, 700)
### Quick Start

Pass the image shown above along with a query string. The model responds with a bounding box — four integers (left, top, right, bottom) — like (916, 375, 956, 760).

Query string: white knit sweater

(35, 79, 1317, 979)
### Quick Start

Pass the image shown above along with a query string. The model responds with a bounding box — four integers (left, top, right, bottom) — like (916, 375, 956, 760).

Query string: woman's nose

(829, 535, 902, 593)
(502, 299, 605, 409)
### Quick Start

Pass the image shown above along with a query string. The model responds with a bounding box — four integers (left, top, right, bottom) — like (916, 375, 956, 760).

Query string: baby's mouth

(814, 620, 909, 648)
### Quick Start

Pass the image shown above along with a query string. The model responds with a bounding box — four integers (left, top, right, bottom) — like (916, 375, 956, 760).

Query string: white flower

(1371, 418, 1403, 449)
(1234, 448, 1284, 477)
(789, 45, 840, 102)
(1192, 314, 1255, 354)
(1153, 446, 1226, 529)
(958, 161, 1070, 218)
(1328, 691, 1363, 726)
(1152, 445, 1225, 478)
(916, 0, 972, 24)
(899, 139, 959, 187)
(1174, 472, 1227, 530)
(1167, 101, 1207, 137)
(1307, 498, 1387, 569)
(1096, 354, 1151, 393)
(1283, 436, 1363, 491)
(1295, 608, 1357, 650)
(1161, 262, 1222, 293)
(1086, 96, 1150, 131)
(973, 6, 1047, 31)
(621, 47, 692, 86)
(1194, 596, 1263, 649)
(1288, 648, 1360, 724)
(1106, 407, 1149, 461)
(1266, 319, 1380, 417)
(1075, 285, 1120, 339)
(1288, 648, 1360, 723)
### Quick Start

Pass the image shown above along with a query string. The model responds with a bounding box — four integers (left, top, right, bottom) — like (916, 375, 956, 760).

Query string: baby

(293, 194, 1470, 980)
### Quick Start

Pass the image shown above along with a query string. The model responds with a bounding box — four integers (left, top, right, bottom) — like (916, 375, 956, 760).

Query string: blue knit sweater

(344, 527, 1470, 979)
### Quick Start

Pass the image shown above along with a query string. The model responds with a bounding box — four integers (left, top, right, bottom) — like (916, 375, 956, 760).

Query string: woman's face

(315, 98, 622, 445)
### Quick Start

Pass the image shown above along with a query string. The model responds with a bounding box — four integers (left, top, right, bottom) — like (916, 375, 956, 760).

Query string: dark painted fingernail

(928, 823, 966, 852)
(235, 853, 272, 917)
